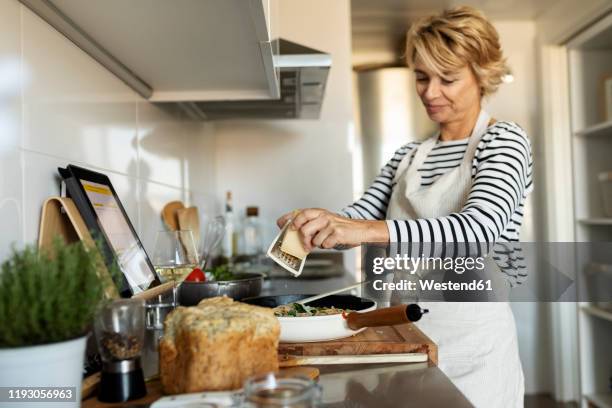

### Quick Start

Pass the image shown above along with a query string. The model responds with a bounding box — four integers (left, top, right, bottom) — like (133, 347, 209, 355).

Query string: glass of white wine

(151, 230, 199, 307)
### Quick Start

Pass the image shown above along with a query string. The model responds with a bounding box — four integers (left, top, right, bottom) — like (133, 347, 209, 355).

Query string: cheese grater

(267, 220, 308, 276)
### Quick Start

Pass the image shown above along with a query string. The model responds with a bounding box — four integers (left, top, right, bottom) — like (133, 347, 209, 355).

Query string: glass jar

(94, 298, 145, 363)
(243, 373, 321, 408)
(93, 298, 147, 402)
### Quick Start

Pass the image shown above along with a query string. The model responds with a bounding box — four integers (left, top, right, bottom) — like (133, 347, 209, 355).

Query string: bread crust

(160, 296, 279, 394)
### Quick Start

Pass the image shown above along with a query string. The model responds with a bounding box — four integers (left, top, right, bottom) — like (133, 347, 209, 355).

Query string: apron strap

(462, 110, 491, 166)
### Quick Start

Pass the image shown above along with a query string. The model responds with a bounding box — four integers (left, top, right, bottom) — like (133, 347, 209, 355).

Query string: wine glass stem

(172, 280, 178, 308)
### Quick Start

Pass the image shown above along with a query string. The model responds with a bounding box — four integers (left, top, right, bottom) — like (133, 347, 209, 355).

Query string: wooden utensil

(346, 304, 428, 330)
(278, 353, 428, 367)
(297, 281, 368, 305)
(177, 206, 201, 249)
(161, 201, 184, 231)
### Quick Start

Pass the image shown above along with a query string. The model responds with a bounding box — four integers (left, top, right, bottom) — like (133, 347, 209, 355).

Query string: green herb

(207, 264, 235, 281)
(0, 238, 119, 348)
(293, 303, 307, 314)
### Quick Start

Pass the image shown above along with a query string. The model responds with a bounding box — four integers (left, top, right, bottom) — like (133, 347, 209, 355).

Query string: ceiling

(351, 0, 559, 64)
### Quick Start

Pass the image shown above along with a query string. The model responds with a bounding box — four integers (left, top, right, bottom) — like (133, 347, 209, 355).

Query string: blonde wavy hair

(405, 6, 509, 97)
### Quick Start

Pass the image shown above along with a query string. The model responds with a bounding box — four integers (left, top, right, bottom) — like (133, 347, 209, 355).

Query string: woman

(277, 6, 532, 407)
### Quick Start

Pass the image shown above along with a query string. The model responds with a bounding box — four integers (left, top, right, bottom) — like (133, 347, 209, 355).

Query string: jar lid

(246, 206, 259, 217)
(244, 374, 321, 406)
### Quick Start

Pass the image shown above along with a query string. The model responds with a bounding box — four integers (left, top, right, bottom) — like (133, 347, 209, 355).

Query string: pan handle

(346, 304, 428, 330)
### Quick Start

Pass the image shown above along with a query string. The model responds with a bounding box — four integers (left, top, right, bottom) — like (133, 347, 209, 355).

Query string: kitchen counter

(317, 362, 472, 407)
(83, 363, 471, 407)
(83, 274, 472, 407)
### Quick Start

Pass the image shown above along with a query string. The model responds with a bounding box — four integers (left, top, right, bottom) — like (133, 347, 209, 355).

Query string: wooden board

(278, 323, 437, 365)
(38, 197, 119, 299)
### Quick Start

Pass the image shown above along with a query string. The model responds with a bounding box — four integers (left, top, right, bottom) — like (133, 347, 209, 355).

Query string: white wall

(213, 0, 354, 249)
(0, 0, 216, 260)
(485, 20, 540, 243)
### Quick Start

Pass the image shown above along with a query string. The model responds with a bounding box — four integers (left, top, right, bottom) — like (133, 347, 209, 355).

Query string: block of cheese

(159, 296, 280, 394)
(280, 227, 309, 259)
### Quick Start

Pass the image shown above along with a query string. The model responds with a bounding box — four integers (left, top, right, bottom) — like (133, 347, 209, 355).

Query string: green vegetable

(207, 264, 235, 281)
(293, 303, 308, 314)
(0, 238, 119, 347)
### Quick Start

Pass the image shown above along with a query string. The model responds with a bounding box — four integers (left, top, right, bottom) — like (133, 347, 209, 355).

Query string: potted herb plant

(0, 239, 115, 406)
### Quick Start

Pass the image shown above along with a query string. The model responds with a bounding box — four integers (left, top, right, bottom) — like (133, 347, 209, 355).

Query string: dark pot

(178, 272, 264, 306)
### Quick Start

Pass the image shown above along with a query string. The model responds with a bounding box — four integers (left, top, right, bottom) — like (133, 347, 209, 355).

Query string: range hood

(19, 0, 331, 121)
(181, 39, 332, 120)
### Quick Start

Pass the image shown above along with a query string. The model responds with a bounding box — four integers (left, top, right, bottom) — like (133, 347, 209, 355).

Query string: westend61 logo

(371, 254, 486, 275)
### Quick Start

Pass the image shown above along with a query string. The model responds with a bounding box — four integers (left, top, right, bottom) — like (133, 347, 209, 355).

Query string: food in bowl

(273, 302, 354, 317)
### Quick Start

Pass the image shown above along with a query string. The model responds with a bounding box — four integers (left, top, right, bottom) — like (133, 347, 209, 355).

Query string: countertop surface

(83, 363, 472, 407)
(317, 362, 472, 407)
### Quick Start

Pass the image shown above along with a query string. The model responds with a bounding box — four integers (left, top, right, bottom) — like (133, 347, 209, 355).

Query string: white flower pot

(0, 336, 87, 408)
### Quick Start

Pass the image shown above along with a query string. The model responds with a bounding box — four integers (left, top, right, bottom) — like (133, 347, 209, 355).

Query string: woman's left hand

(290, 208, 389, 251)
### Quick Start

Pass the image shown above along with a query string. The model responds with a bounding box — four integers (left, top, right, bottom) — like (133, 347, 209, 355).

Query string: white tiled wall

(0, 0, 216, 260)
(213, 0, 354, 249)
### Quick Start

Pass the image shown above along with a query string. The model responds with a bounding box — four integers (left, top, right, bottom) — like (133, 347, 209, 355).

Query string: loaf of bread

(159, 296, 280, 394)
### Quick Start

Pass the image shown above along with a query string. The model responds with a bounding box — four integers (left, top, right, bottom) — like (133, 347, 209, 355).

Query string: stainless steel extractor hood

(18, 0, 331, 120)
(181, 39, 332, 120)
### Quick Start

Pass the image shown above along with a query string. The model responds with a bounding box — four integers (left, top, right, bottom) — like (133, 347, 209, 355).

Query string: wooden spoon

(177, 206, 201, 251)
(161, 201, 184, 231)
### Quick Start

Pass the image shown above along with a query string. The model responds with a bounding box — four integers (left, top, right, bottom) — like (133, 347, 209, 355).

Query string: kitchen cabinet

(567, 11, 612, 407)
(19, 0, 280, 102)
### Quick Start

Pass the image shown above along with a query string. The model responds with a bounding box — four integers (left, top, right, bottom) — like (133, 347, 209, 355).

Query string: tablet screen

(80, 180, 155, 293)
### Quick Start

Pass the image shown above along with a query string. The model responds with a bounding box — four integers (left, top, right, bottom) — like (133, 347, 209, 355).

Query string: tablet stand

(39, 196, 119, 299)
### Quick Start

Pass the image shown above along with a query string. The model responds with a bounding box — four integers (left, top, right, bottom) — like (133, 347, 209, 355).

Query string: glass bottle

(222, 191, 238, 260)
(243, 206, 262, 257)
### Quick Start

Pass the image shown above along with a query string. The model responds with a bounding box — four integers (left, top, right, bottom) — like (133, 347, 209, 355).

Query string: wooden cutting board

(278, 322, 437, 365)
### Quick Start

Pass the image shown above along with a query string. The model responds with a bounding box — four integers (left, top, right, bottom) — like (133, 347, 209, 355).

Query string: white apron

(386, 110, 525, 408)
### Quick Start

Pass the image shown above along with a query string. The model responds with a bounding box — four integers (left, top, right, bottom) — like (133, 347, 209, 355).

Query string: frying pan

(243, 294, 427, 343)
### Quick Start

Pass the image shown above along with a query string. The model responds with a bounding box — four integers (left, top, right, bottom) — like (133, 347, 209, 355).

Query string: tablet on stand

(58, 165, 162, 297)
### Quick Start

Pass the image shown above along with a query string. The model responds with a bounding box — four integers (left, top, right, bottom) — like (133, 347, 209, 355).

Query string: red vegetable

(185, 268, 206, 282)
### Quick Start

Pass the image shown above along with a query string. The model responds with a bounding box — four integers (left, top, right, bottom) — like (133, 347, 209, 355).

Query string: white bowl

(277, 302, 377, 342)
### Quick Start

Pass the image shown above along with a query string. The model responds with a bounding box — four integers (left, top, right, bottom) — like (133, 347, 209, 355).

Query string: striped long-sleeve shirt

(342, 121, 533, 284)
